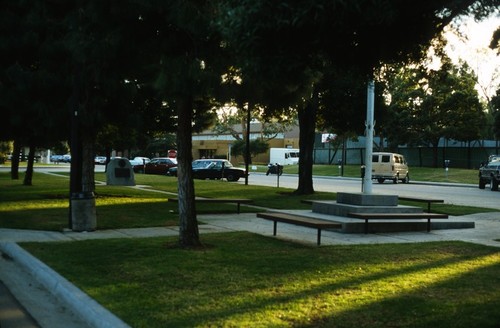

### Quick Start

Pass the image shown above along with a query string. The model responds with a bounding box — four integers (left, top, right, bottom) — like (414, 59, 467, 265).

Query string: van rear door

(372, 154, 392, 176)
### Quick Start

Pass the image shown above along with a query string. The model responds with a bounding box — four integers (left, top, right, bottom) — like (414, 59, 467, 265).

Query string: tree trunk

(432, 142, 439, 168)
(81, 134, 96, 193)
(10, 140, 20, 180)
(105, 147, 112, 172)
(176, 95, 201, 248)
(295, 88, 318, 195)
(23, 144, 35, 186)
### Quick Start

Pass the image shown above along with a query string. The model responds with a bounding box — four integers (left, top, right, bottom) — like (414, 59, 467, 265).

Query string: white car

(129, 157, 151, 166)
(94, 156, 106, 164)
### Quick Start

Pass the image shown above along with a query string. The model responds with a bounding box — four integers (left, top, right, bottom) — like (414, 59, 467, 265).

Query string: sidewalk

(1, 211, 499, 327)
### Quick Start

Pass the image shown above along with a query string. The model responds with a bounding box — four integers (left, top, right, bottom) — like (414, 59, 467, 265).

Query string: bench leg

(317, 229, 321, 246)
(237, 202, 240, 214)
(365, 219, 369, 234)
(427, 218, 431, 232)
(273, 221, 277, 236)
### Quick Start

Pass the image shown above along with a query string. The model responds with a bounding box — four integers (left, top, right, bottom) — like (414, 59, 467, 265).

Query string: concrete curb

(0, 242, 130, 328)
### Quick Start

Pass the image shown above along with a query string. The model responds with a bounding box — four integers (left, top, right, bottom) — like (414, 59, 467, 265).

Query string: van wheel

(377, 178, 385, 184)
(490, 177, 498, 191)
(479, 179, 486, 189)
(393, 175, 399, 184)
(403, 174, 410, 184)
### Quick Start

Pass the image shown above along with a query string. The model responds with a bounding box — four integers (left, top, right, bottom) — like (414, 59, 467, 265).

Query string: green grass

(3, 168, 500, 327)
(21, 234, 500, 327)
(0, 170, 496, 231)
(248, 164, 478, 184)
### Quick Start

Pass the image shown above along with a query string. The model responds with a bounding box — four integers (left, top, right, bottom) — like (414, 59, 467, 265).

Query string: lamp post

(362, 80, 375, 194)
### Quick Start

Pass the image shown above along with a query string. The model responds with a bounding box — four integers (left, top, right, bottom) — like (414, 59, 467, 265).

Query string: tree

(218, 0, 498, 194)
(230, 138, 269, 160)
(0, 0, 71, 184)
(213, 106, 296, 142)
(141, 1, 225, 247)
(382, 57, 485, 167)
(213, 103, 296, 164)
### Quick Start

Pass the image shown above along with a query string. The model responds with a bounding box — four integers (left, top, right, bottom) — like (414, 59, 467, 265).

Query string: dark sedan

(133, 157, 177, 175)
(168, 159, 247, 182)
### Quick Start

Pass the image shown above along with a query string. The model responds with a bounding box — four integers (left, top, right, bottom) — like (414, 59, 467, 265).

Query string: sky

(444, 12, 499, 100)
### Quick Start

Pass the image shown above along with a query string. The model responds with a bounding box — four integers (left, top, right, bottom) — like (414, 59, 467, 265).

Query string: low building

(192, 123, 300, 165)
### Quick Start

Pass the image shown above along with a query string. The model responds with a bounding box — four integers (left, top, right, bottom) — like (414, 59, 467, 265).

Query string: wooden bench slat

(397, 197, 444, 212)
(397, 197, 444, 203)
(347, 212, 448, 233)
(348, 213, 448, 219)
(257, 212, 342, 245)
(168, 198, 252, 213)
(168, 197, 252, 203)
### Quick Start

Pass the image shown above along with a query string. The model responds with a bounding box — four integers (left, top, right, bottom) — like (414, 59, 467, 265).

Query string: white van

(371, 152, 409, 184)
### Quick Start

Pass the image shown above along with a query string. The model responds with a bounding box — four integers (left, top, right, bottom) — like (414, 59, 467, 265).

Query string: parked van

(371, 152, 409, 184)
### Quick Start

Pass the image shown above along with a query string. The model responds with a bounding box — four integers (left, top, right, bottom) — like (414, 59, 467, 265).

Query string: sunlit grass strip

(174, 253, 500, 326)
(95, 197, 167, 206)
(22, 235, 500, 327)
(0, 197, 167, 211)
(0, 199, 68, 211)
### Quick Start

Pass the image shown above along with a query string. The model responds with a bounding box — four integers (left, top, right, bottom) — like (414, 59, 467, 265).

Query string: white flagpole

(363, 80, 375, 194)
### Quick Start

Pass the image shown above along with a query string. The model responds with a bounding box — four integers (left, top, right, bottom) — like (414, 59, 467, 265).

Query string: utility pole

(363, 80, 375, 194)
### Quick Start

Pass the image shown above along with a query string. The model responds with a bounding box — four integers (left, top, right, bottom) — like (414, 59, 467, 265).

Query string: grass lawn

(0, 171, 496, 231)
(21, 234, 500, 327)
(250, 164, 479, 185)
(3, 168, 500, 326)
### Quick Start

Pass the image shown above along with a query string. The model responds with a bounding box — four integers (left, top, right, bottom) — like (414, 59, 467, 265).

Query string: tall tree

(142, 1, 223, 247)
(382, 57, 485, 167)
(218, 0, 498, 194)
(0, 0, 70, 184)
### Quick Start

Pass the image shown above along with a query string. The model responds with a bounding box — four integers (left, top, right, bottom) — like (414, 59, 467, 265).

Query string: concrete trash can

(71, 192, 97, 232)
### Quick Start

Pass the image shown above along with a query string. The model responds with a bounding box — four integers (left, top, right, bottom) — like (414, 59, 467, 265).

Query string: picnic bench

(347, 212, 449, 234)
(397, 196, 444, 212)
(257, 212, 342, 245)
(168, 197, 252, 214)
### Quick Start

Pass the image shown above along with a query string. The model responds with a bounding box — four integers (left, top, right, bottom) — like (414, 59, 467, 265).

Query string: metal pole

(245, 103, 251, 185)
(363, 80, 375, 194)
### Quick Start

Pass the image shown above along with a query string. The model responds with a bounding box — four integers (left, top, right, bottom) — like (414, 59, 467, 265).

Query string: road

(244, 172, 500, 211)
(2, 165, 498, 211)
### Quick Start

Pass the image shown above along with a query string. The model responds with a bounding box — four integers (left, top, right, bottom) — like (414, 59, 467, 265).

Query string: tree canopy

(1, 0, 498, 244)
(217, 0, 498, 193)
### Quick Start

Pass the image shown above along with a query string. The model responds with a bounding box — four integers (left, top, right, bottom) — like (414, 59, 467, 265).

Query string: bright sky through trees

(445, 13, 499, 99)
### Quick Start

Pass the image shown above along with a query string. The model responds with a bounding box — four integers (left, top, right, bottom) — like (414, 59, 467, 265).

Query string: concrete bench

(168, 197, 252, 214)
(347, 212, 449, 234)
(257, 212, 342, 245)
(398, 196, 444, 212)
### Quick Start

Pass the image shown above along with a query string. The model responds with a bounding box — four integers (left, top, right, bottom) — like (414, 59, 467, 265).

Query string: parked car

(129, 157, 151, 166)
(133, 157, 177, 174)
(371, 152, 409, 184)
(50, 154, 64, 163)
(169, 159, 247, 182)
(61, 154, 71, 163)
(94, 156, 106, 165)
(479, 161, 500, 190)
